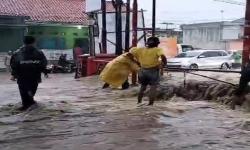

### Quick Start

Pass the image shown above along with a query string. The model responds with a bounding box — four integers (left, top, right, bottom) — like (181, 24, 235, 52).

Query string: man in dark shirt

(10, 36, 48, 111)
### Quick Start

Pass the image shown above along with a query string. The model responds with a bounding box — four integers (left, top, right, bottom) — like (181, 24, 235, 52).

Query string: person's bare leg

(102, 83, 110, 89)
(138, 85, 147, 104)
(148, 85, 157, 106)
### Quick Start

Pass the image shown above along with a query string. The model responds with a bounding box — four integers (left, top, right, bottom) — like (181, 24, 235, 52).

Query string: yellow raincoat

(100, 53, 140, 88)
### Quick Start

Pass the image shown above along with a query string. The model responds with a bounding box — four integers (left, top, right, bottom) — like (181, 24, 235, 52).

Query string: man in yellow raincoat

(100, 52, 140, 89)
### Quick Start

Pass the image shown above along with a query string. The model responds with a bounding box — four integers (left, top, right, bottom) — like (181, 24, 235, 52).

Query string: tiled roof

(0, 0, 88, 25)
(0, 0, 127, 25)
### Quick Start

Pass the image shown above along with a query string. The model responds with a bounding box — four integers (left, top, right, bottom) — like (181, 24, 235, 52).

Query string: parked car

(177, 44, 194, 53)
(167, 50, 233, 69)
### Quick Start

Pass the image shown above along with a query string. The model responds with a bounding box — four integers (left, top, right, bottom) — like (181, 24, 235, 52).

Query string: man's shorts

(138, 67, 160, 86)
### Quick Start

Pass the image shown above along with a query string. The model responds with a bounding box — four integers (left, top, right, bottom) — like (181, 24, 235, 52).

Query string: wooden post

(132, 0, 138, 85)
(115, 0, 123, 55)
(125, 0, 131, 52)
(101, 0, 107, 53)
(152, 0, 156, 36)
(243, 0, 250, 66)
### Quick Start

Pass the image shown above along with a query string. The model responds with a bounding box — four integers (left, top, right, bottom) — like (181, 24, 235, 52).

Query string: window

(176, 51, 201, 58)
(209, 52, 221, 57)
(201, 51, 221, 57)
(220, 51, 228, 56)
(201, 52, 210, 57)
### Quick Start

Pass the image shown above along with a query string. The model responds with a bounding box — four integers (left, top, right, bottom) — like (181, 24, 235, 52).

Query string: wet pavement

(0, 73, 250, 150)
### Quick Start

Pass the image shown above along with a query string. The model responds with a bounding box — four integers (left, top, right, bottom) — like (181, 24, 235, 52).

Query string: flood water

(0, 73, 249, 150)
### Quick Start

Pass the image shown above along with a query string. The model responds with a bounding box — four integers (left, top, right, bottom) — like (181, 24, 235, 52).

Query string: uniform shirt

(130, 47, 164, 68)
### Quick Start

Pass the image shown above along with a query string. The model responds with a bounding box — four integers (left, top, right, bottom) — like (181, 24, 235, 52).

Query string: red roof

(0, 0, 128, 25)
(0, 0, 88, 25)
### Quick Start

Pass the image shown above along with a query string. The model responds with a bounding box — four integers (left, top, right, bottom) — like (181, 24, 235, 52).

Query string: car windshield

(176, 52, 201, 58)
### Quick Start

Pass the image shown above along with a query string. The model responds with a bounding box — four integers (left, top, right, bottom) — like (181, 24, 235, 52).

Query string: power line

(213, 0, 245, 6)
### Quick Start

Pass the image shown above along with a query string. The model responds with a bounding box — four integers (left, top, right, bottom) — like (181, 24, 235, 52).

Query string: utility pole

(214, 0, 245, 6)
(132, 0, 138, 84)
(101, 0, 107, 53)
(115, 0, 123, 55)
(152, 0, 156, 36)
(242, 0, 250, 66)
(220, 10, 224, 21)
(125, 0, 130, 52)
(132, 0, 138, 47)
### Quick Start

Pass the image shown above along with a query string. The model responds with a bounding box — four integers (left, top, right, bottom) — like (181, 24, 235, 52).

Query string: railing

(165, 68, 241, 87)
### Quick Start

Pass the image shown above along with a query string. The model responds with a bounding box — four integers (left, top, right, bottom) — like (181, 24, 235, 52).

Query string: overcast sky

(136, 0, 246, 28)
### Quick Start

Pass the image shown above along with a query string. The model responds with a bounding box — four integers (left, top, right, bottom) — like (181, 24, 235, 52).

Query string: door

(74, 38, 89, 54)
(196, 52, 211, 68)
(200, 51, 227, 69)
(207, 51, 227, 69)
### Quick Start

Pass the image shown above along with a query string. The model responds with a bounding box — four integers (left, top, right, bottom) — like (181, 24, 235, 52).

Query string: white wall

(183, 27, 225, 49)
(182, 22, 243, 50)
(222, 26, 243, 40)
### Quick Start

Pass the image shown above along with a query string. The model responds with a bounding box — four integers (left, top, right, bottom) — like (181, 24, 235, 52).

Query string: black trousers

(18, 81, 38, 107)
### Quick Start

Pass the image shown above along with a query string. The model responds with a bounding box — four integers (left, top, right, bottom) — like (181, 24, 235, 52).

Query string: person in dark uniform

(10, 36, 48, 111)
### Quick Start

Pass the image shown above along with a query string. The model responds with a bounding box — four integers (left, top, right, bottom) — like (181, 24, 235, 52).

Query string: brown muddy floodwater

(0, 73, 249, 150)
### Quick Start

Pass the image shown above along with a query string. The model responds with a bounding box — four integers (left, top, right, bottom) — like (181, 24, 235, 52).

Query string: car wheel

(190, 64, 198, 70)
(221, 63, 230, 70)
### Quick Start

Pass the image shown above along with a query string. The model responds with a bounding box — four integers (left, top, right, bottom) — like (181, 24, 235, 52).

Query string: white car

(167, 50, 233, 69)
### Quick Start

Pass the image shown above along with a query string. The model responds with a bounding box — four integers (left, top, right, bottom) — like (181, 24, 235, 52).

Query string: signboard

(159, 37, 178, 58)
(86, 0, 101, 13)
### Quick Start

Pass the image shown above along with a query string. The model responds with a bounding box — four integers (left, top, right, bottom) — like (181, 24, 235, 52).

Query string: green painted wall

(0, 27, 25, 52)
(0, 25, 90, 53)
(28, 26, 89, 50)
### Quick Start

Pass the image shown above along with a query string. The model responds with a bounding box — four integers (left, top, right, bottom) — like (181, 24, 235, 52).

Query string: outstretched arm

(126, 53, 140, 67)
(160, 55, 167, 66)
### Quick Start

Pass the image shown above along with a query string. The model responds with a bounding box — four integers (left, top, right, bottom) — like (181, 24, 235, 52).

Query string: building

(0, 0, 90, 62)
(181, 18, 244, 51)
(0, 0, 139, 60)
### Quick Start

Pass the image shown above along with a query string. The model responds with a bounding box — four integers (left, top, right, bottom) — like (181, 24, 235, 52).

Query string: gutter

(0, 24, 27, 27)
(25, 22, 88, 28)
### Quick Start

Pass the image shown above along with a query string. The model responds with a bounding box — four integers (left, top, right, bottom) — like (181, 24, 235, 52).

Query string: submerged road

(0, 73, 249, 150)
